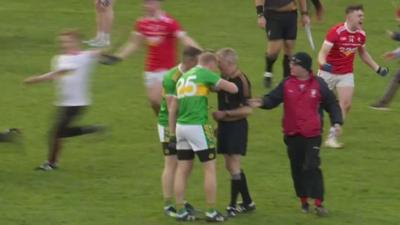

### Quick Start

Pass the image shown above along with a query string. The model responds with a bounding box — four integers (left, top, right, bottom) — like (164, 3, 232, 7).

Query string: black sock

(240, 170, 253, 205)
(283, 54, 291, 78)
(230, 174, 241, 207)
(265, 54, 277, 73)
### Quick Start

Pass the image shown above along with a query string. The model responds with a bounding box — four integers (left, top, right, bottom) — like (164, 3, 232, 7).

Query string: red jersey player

(101, 0, 200, 115)
(317, 4, 388, 149)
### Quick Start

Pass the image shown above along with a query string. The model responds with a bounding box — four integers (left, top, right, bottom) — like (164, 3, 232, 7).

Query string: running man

(317, 4, 388, 148)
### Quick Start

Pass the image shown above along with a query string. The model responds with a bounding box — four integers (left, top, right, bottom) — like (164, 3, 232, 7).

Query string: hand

(257, 16, 266, 29)
(321, 63, 332, 72)
(301, 14, 311, 27)
(99, 54, 122, 65)
(212, 111, 227, 121)
(247, 98, 263, 108)
(167, 135, 177, 151)
(376, 66, 389, 77)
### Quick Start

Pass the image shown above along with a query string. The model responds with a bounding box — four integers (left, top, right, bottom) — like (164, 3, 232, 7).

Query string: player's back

(176, 66, 220, 125)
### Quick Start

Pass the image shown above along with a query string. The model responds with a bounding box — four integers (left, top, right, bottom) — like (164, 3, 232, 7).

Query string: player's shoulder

(160, 12, 178, 24)
(331, 23, 346, 34)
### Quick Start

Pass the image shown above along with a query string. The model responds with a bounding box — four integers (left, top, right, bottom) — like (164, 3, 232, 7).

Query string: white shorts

(157, 124, 172, 143)
(318, 70, 354, 90)
(176, 124, 215, 151)
(144, 70, 168, 87)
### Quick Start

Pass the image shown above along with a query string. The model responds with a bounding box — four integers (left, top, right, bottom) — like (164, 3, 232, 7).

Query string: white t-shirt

(52, 51, 96, 106)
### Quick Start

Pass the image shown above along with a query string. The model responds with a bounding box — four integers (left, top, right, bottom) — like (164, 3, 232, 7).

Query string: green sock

(164, 198, 173, 206)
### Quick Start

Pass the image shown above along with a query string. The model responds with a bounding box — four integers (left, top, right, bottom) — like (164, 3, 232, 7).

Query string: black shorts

(265, 10, 297, 40)
(217, 119, 248, 155)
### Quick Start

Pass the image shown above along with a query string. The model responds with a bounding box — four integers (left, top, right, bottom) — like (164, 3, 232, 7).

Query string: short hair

(182, 46, 202, 61)
(59, 28, 82, 40)
(345, 4, 363, 14)
(216, 48, 238, 65)
(198, 52, 218, 66)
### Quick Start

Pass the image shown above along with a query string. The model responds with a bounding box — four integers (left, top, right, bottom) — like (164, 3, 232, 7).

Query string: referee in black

(255, 0, 310, 88)
(213, 48, 255, 217)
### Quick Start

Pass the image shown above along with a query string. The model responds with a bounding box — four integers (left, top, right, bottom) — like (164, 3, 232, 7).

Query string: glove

(99, 54, 122, 65)
(321, 63, 332, 72)
(167, 135, 177, 151)
(376, 66, 389, 77)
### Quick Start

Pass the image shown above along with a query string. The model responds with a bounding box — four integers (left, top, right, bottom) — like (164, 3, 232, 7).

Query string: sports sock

(328, 127, 336, 139)
(283, 54, 291, 77)
(300, 196, 308, 205)
(164, 198, 173, 206)
(239, 170, 253, 205)
(230, 173, 241, 207)
(265, 54, 277, 73)
(314, 199, 323, 207)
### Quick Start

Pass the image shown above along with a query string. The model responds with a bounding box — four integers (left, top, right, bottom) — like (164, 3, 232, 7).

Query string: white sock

(103, 33, 110, 42)
(328, 127, 336, 139)
(96, 32, 103, 40)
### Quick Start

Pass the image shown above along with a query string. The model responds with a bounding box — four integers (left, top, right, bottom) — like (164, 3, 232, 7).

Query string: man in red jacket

(248, 52, 343, 216)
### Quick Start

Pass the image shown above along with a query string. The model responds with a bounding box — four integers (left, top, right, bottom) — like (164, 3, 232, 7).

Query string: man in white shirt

(24, 29, 103, 171)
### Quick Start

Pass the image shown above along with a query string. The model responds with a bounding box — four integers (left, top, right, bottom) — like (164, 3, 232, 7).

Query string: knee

(340, 100, 352, 110)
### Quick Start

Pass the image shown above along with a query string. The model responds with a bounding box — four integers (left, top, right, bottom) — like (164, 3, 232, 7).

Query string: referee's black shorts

(217, 119, 248, 155)
(265, 10, 298, 41)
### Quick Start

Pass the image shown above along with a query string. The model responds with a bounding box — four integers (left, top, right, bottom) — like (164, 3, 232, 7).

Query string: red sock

(314, 199, 322, 207)
(300, 197, 308, 205)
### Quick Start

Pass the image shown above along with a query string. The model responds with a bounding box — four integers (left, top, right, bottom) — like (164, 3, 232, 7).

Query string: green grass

(1, 0, 400, 224)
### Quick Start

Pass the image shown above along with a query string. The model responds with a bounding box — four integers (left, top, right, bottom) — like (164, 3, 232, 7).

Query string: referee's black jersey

(217, 71, 251, 112)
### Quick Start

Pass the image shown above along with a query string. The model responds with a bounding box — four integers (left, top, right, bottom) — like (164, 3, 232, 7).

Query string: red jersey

(322, 22, 366, 74)
(135, 13, 184, 72)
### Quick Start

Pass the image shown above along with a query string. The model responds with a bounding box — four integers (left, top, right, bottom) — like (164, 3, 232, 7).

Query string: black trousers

(48, 106, 86, 164)
(284, 135, 324, 200)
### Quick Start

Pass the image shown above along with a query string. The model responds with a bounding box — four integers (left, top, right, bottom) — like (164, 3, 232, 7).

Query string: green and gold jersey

(176, 66, 221, 125)
(158, 65, 183, 127)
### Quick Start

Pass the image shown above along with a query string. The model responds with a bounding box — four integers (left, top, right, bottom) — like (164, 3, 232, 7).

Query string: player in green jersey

(174, 52, 238, 222)
(157, 47, 202, 217)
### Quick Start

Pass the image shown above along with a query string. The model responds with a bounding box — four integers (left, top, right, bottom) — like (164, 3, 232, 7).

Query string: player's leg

(303, 136, 327, 216)
(38, 107, 79, 170)
(282, 11, 297, 78)
(191, 124, 225, 222)
(158, 125, 178, 216)
(145, 72, 165, 115)
(174, 124, 196, 221)
(84, 0, 103, 44)
(263, 12, 284, 88)
(310, 0, 325, 21)
(318, 71, 345, 148)
(370, 69, 400, 110)
(283, 40, 295, 77)
(101, 0, 114, 45)
(174, 155, 194, 220)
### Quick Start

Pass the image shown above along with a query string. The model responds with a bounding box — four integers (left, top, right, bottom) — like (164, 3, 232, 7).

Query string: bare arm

(318, 42, 333, 66)
(167, 96, 178, 136)
(178, 34, 202, 50)
(115, 32, 144, 60)
(298, 0, 311, 26)
(24, 69, 71, 85)
(358, 46, 379, 71)
(215, 79, 238, 94)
